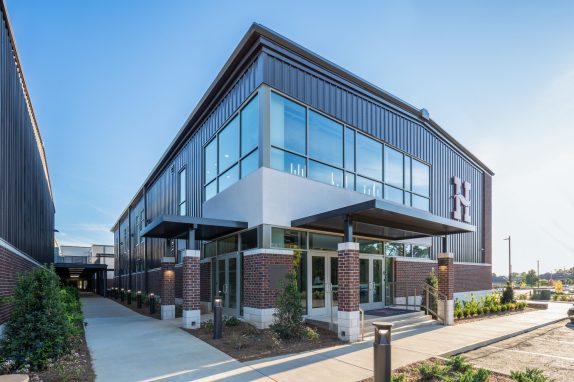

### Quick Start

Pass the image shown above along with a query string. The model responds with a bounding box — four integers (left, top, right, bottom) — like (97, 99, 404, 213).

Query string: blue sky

(7, 1, 574, 275)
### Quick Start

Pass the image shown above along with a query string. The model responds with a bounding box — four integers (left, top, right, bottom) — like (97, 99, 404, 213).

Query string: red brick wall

(393, 259, 491, 296)
(438, 256, 454, 300)
(393, 259, 436, 297)
(338, 248, 359, 312)
(243, 252, 293, 309)
(454, 263, 492, 292)
(0, 246, 38, 324)
(182, 256, 200, 310)
(200, 262, 211, 302)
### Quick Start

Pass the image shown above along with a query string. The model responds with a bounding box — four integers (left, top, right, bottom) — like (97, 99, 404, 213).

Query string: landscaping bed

(455, 306, 535, 325)
(185, 320, 341, 361)
(361, 356, 550, 382)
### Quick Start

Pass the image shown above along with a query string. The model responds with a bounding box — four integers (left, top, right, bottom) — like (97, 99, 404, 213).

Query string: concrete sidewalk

(82, 295, 272, 382)
(245, 303, 569, 381)
(83, 296, 568, 382)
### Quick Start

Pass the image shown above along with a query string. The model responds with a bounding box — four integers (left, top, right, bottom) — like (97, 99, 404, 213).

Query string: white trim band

(338, 242, 360, 252)
(438, 252, 454, 259)
(161, 257, 176, 263)
(183, 250, 200, 258)
(243, 248, 294, 256)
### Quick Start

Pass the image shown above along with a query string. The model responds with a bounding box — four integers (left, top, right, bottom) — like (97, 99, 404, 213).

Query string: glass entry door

(307, 252, 338, 316)
(359, 255, 385, 310)
(214, 254, 240, 316)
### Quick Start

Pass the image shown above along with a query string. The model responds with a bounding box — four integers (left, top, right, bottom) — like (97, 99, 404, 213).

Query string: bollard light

(127, 289, 132, 305)
(213, 297, 223, 340)
(120, 288, 125, 302)
(149, 293, 156, 314)
(137, 291, 142, 309)
(373, 322, 393, 382)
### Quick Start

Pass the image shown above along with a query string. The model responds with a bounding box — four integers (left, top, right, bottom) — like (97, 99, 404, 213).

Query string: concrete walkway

(82, 295, 271, 382)
(244, 303, 569, 381)
(83, 296, 569, 382)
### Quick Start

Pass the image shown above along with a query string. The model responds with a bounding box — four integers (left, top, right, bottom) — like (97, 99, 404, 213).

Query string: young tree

(524, 269, 538, 287)
(554, 280, 563, 294)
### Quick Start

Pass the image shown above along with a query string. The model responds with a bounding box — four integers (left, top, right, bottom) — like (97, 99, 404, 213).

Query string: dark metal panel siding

(262, 52, 486, 263)
(0, 8, 54, 264)
(114, 54, 264, 277)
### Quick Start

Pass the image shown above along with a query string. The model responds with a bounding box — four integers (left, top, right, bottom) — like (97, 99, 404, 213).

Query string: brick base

(337, 242, 360, 342)
(0, 244, 39, 325)
(182, 250, 200, 329)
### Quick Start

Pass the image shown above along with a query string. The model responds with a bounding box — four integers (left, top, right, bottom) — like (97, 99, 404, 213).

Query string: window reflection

(308, 110, 343, 167)
(204, 140, 217, 183)
(241, 149, 258, 178)
(218, 117, 239, 172)
(385, 147, 404, 188)
(356, 176, 382, 198)
(271, 93, 306, 155)
(218, 164, 239, 192)
(241, 95, 259, 156)
(356, 133, 382, 181)
(308, 160, 343, 187)
(412, 160, 430, 197)
(271, 148, 306, 177)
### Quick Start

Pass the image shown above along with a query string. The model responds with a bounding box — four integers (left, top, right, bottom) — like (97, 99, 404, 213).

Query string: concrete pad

(82, 296, 271, 382)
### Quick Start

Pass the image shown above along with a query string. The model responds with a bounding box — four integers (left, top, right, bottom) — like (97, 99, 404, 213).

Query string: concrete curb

(439, 316, 568, 357)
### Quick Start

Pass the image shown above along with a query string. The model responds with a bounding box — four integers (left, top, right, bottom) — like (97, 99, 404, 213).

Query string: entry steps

(306, 310, 439, 338)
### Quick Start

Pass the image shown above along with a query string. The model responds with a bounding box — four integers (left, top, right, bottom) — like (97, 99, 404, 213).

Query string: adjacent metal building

(0, 0, 55, 327)
(112, 24, 493, 328)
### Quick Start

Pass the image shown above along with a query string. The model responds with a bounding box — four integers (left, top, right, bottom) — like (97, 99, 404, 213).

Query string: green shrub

(456, 368, 490, 382)
(391, 373, 406, 382)
(201, 319, 214, 331)
(417, 362, 448, 379)
(59, 287, 84, 336)
(223, 315, 241, 327)
(510, 368, 548, 382)
(270, 269, 305, 340)
(446, 355, 472, 372)
(0, 267, 72, 371)
(502, 282, 514, 304)
(304, 326, 320, 342)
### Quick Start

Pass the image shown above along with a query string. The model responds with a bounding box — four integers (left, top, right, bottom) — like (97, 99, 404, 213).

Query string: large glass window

(218, 117, 239, 172)
(218, 165, 239, 192)
(385, 147, 404, 188)
(241, 95, 259, 156)
(345, 128, 355, 171)
(356, 133, 383, 181)
(309, 233, 342, 251)
(268, 91, 431, 211)
(308, 110, 343, 167)
(271, 93, 306, 154)
(271, 148, 306, 177)
(204, 93, 261, 200)
(178, 168, 186, 215)
(204, 140, 217, 183)
(218, 235, 238, 254)
(271, 228, 306, 249)
(412, 159, 430, 197)
(240, 229, 258, 251)
(308, 160, 343, 188)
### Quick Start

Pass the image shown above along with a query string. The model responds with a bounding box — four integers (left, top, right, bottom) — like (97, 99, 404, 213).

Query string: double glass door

(359, 255, 385, 310)
(214, 254, 240, 316)
(307, 252, 338, 316)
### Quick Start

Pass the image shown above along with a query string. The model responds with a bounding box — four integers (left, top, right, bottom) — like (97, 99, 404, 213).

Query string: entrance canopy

(292, 199, 475, 240)
(54, 263, 107, 279)
(140, 214, 247, 241)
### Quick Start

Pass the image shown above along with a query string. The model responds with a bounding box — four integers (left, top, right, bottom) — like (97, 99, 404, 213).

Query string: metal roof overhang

(291, 199, 475, 241)
(54, 263, 108, 279)
(140, 214, 248, 241)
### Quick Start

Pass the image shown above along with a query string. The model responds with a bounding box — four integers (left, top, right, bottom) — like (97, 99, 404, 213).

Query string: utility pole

(537, 260, 540, 289)
(504, 236, 512, 285)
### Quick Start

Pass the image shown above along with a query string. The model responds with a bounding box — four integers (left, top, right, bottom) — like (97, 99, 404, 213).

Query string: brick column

(338, 242, 360, 342)
(200, 261, 212, 313)
(243, 249, 293, 329)
(160, 257, 176, 320)
(182, 250, 201, 329)
(438, 252, 454, 325)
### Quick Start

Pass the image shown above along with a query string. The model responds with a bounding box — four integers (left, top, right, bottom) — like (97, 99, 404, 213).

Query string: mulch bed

(455, 308, 535, 325)
(360, 358, 514, 382)
(107, 296, 182, 320)
(29, 326, 95, 382)
(185, 321, 342, 362)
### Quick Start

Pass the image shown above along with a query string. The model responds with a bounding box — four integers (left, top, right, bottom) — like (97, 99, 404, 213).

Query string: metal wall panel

(0, 8, 54, 264)
(262, 51, 485, 263)
(114, 54, 264, 279)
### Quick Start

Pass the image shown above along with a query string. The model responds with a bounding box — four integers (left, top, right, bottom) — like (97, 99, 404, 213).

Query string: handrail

(385, 281, 448, 325)
(422, 283, 447, 324)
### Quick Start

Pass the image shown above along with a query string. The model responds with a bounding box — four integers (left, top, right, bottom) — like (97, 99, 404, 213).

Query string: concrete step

(363, 316, 439, 338)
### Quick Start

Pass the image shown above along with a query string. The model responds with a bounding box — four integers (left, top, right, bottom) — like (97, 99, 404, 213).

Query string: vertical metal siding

(262, 52, 485, 263)
(0, 8, 54, 264)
